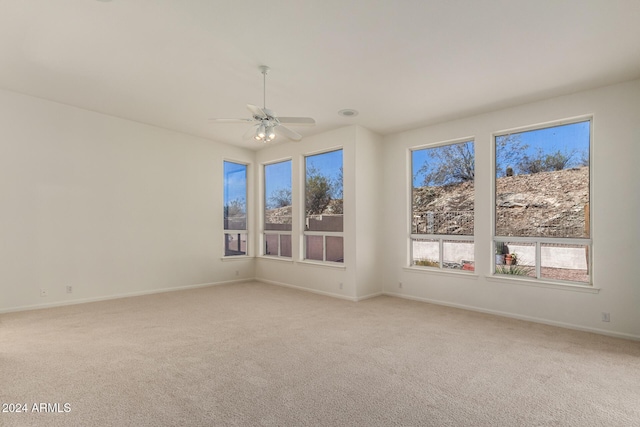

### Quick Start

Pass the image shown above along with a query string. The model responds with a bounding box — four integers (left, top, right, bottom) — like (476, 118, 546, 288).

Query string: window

(411, 140, 475, 271)
(304, 150, 343, 263)
(494, 119, 591, 284)
(223, 161, 248, 256)
(264, 160, 292, 257)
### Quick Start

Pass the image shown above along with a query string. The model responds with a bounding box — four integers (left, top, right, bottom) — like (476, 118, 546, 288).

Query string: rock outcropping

(413, 166, 589, 237)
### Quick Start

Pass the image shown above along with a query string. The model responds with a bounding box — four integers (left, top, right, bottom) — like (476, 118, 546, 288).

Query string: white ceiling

(2, 1, 639, 150)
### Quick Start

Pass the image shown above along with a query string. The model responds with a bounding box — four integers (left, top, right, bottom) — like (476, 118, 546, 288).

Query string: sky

(305, 149, 343, 198)
(262, 149, 344, 208)
(511, 120, 590, 159)
(264, 159, 292, 209)
(223, 161, 247, 210)
(412, 120, 590, 187)
(228, 119, 590, 204)
(412, 141, 473, 187)
(225, 149, 344, 211)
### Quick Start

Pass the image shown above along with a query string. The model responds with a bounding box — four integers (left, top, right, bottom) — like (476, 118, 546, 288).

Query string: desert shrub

(495, 264, 534, 276)
(414, 259, 439, 267)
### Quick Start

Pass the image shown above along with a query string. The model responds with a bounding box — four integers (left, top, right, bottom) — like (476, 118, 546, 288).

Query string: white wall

(0, 89, 254, 312)
(381, 79, 640, 340)
(354, 126, 384, 299)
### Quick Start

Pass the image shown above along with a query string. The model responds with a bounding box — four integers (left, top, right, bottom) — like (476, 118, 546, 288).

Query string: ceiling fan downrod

(259, 65, 270, 111)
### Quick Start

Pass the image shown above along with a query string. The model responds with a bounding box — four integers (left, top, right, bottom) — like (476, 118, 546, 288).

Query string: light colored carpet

(1, 281, 639, 426)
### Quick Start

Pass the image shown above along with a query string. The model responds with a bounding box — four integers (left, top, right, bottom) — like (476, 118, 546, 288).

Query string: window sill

(403, 266, 479, 279)
(221, 256, 253, 262)
(257, 256, 294, 264)
(485, 275, 600, 293)
(296, 260, 347, 270)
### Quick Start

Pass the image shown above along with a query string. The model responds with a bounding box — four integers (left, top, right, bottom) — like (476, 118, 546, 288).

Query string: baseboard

(0, 278, 254, 314)
(355, 292, 383, 302)
(384, 292, 640, 342)
(256, 278, 357, 302)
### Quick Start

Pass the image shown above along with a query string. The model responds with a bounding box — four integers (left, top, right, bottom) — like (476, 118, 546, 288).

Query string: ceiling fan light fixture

(256, 123, 266, 139)
(266, 126, 276, 140)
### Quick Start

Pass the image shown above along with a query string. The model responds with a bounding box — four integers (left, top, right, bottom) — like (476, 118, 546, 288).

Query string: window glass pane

(494, 241, 535, 278)
(541, 243, 589, 283)
(224, 161, 247, 231)
(265, 160, 292, 232)
(411, 238, 439, 267)
(495, 121, 590, 238)
(264, 234, 279, 256)
(305, 235, 323, 261)
(264, 234, 292, 258)
(305, 150, 343, 232)
(224, 233, 247, 256)
(443, 240, 474, 271)
(326, 236, 344, 263)
(304, 149, 344, 263)
(280, 235, 292, 258)
(412, 141, 474, 235)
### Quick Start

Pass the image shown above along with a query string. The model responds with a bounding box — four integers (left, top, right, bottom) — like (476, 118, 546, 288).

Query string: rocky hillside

(413, 166, 589, 237)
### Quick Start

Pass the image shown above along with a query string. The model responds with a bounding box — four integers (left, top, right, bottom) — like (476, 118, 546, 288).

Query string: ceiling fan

(209, 65, 315, 143)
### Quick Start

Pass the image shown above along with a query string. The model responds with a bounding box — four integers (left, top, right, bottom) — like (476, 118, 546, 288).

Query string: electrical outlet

(235, 270, 239, 276)
(601, 312, 610, 322)
(66, 285, 73, 294)
(339, 282, 343, 289)
(40, 288, 48, 297)
(398, 282, 403, 289)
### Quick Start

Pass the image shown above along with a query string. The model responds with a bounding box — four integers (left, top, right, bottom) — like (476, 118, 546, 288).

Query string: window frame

(302, 148, 344, 264)
(491, 116, 592, 286)
(223, 159, 250, 258)
(409, 138, 476, 272)
(262, 158, 293, 259)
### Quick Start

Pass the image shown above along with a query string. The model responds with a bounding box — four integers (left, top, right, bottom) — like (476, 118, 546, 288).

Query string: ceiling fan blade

(275, 125, 302, 141)
(247, 104, 268, 119)
(242, 124, 259, 140)
(208, 118, 254, 123)
(277, 117, 316, 126)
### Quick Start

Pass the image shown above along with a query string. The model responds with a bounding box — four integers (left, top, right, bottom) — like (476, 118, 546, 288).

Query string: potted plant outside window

(495, 242, 505, 265)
